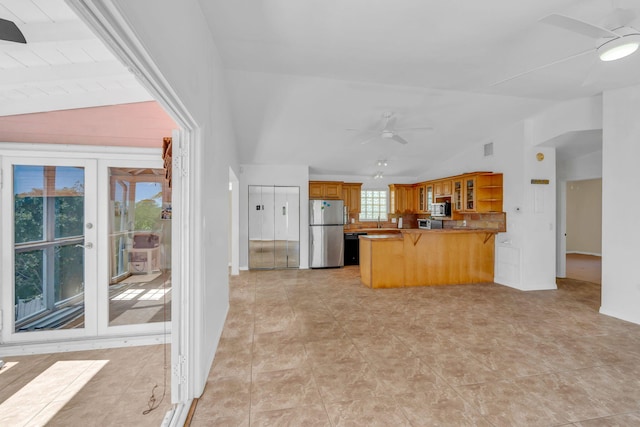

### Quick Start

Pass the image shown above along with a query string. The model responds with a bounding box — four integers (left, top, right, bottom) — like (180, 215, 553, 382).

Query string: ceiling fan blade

(359, 135, 380, 145)
(346, 128, 378, 133)
(396, 126, 433, 131)
(490, 47, 595, 87)
(391, 135, 409, 145)
(0, 18, 27, 43)
(540, 14, 619, 39)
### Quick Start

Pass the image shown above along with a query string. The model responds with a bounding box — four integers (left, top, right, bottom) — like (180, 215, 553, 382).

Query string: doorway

(565, 178, 602, 284)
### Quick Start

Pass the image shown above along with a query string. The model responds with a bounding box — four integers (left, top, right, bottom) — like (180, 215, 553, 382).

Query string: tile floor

(1, 255, 636, 427)
(192, 266, 640, 427)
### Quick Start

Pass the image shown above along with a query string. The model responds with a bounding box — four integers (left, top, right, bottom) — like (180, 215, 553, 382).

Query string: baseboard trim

(599, 306, 640, 325)
(566, 251, 602, 257)
(183, 398, 199, 426)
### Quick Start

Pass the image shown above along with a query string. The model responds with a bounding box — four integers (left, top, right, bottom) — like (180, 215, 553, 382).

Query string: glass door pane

(13, 165, 86, 332)
(108, 167, 171, 326)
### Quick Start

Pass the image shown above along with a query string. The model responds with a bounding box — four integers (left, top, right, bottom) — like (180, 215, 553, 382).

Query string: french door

(1, 150, 170, 344)
(1, 156, 98, 342)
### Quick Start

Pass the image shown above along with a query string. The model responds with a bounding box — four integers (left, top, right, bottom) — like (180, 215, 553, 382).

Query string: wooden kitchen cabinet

(342, 182, 362, 214)
(309, 181, 343, 199)
(476, 173, 503, 213)
(417, 182, 433, 213)
(452, 173, 503, 213)
(434, 179, 452, 196)
(389, 184, 416, 214)
(464, 176, 477, 211)
(453, 179, 463, 212)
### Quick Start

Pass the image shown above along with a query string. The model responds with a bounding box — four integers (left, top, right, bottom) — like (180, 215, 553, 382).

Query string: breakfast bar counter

(359, 229, 498, 288)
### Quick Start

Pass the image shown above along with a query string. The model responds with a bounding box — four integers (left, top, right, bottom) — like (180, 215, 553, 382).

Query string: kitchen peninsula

(359, 226, 502, 289)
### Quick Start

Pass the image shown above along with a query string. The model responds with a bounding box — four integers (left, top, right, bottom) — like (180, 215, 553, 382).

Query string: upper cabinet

(309, 181, 343, 199)
(400, 172, 503, 216)
(476, 173, 503, 213)
(389, 184, 417, 214)
(452, 173, 503, 213)
(452, 178, 463, 212)
(464, 175, 477, 211)
(434, 179, 452, 197)
(417, 182, 433, 213)
(342, 182, 362, 214)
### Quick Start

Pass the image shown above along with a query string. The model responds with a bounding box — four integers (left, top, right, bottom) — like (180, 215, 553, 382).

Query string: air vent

(484, 142, 494, 157)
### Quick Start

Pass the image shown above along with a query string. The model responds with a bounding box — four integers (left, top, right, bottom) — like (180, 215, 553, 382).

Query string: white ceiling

(200, 0, 640, 181)
(0, 0, 152, 116)
(3, 0, 639, 182)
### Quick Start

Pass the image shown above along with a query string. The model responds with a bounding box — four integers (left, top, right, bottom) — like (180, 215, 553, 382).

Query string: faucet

(377, 216, 381, 229)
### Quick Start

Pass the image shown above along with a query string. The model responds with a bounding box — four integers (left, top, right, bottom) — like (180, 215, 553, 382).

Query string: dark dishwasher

(344, 232, 367, 265)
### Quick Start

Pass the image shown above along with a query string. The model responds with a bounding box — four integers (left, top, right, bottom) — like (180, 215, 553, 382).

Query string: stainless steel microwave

(431, 201, 451, 217)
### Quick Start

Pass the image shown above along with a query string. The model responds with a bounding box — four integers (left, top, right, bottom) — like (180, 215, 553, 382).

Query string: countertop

(400, 228, 499, 234)
(346, 227, 499, 234)
(344, 227, 402, 233)
(359, 233, 404, 240)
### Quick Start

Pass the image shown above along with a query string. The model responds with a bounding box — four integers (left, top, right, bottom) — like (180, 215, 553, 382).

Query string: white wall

(530, 96, 603, 144)
(601, 84, 640, 324)
(113, 0, 239, 397)
(557, 150, 603, 182)
(240, 165, 310, 269)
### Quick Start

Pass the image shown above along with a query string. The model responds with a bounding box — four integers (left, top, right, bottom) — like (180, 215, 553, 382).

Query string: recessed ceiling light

(598, 34, 640, 62)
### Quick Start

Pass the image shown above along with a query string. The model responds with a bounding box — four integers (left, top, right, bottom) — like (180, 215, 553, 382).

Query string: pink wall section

(0, 102, 176, 147)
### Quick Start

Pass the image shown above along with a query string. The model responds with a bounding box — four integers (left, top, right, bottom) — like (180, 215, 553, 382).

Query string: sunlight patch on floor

(0, 360, 108, 426)
(112, 289, 145, 300)
(138, 288, 170, 301)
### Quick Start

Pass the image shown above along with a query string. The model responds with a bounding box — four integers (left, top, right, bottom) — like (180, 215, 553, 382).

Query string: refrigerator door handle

(282, 206, 286, 215)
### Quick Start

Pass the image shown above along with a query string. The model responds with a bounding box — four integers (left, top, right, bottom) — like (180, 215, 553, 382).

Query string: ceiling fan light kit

(598, 34, 640, 61)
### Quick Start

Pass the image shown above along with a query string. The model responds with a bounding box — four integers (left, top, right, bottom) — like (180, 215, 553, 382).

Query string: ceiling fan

(348, 111, 432, 145)
(0, 18, 27, 44)
(492, 7, 640, 86)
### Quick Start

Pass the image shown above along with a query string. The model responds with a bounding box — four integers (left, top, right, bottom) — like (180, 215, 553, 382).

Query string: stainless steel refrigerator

(309, 199, 345, 268)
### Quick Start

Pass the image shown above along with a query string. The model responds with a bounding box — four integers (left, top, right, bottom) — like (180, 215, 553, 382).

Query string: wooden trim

(183, 398, 199, 427)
